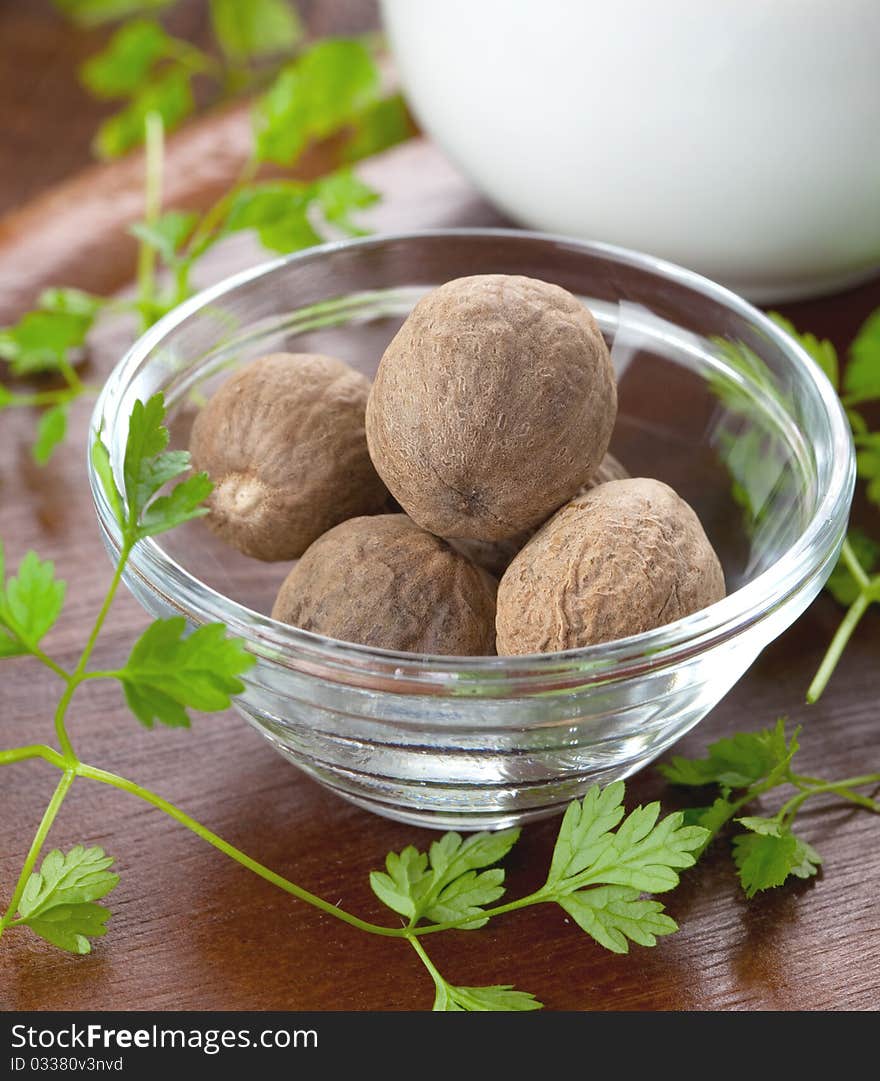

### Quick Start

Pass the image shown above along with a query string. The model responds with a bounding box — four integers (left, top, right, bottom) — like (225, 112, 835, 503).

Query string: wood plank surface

(1, 3, 879, 1013)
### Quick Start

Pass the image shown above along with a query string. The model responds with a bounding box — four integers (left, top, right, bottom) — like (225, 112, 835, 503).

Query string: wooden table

(1, 5, 879, 1014)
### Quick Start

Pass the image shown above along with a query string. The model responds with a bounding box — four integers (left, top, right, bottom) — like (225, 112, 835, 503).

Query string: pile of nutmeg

(190, 274, 725, 655)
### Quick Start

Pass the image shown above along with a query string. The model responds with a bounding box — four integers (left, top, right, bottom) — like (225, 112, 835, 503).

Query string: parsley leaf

(544, 783, 708, 896)
(0, 309, 93, 375)
(117, 617, 254, 728)
(433, 982, 543, 1012)
(119, 392, 211, 539)
(825, 531, 879, 606)
(344, 93, 412, 162)
(253, 39, 381, 165)
(80, 19, 171, 99)
(223, 182, 321, 253)
(371, 829, 519, 929)
(558, 885, 678, 954)
(32, 403, 70, 466)
(314, 168, 379, 236)
(732, 830, 821, 898)
(38, 287, 105, 319)
(0, 547, 66, 655)
(91, 426, 125, 532)
(845, 309, 880, 404)
(129, 210, 199, 266)
(659, 719, 797, 792)
(768, 312, 839, 389)
(681, 797, 739, 842)
(13, 846, 118, 954)
(137, 472, 213, 538)
(95, 69, 193, 159)
(209, 0, 303, 63)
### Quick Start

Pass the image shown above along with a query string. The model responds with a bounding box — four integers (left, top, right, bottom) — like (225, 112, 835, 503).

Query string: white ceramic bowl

(382, 0, 880, 301)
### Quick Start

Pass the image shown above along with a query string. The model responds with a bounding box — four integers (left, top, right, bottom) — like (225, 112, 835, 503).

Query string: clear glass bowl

(89, 230, 855, 829)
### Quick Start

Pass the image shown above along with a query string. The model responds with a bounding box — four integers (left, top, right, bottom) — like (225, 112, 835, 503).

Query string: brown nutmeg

(271, 514, 498, 655)
(189, 353, 388, 561)
(366, 274, 617, 542)
(496, 478, 726, 654)
(451, 451, 630, 577)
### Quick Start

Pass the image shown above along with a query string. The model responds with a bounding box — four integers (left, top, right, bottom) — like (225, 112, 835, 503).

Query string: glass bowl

(88, 229, 855, 829)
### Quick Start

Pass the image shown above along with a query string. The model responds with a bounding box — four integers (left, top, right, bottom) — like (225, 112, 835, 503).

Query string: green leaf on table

(344, 93, 412, 162)
(314, 168, 379, 236)
(681, 796, 739, 843)
(253, 39, 381, 165)
(38, 287, 106, 319)
(433, 981, 543, 1012)
(544, 784, 707, 896)
(129, 210, 199, 266)
(95, 69, 193, 159)
(32, 403, 70, 466)
(768, 312, 839, 389)
(118, 617, 254, 728)
(732, 830, 821, 898)
(53, 0, 174, 27)
(845, 309, 880, 404)
(558, 885, 678, 954)
(370, 828, 519, 928)
(825, 530, 879, 606)
(209, 0, 303, 63)
(0, 384, 13, 409)
(80, 19, 171, 98)
(0, 310, 93, 375)
(0, 546, 66, 652)
(659, 718, 798, 792)
(13, 845, 118, 954)
(735, 815, 783, 836)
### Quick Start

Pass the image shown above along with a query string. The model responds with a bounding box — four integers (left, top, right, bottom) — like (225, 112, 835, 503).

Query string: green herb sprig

(709, 309, 880, 700)
(0, 395, 709, 1010)
(765, 313, 880, 701)
(660, 719, 880, 897)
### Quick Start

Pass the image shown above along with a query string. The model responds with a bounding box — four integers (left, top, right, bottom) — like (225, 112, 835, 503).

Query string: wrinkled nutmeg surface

(189, 353, 388, 562)
(366, 274, 617, 542)
(496, 478, 726, 654)
(452, 451, 630, 578)
(272, 514, 498, 655)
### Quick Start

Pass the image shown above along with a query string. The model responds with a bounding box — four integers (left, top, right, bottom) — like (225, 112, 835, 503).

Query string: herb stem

(51, 540, 132, 757)
(135, 111, 165, 331)
(0, 744, 67, 769)
(841, 538, 872, 591)
(3, 388, 79, 409)
(807, 590, 872, 703)
(0, 770, 75, 939)
(407, 932, 446, 998)
(75, 761, 410, 939)
(777, 774, 880, 827)
(30, 645, 71, 681)
(76, 542, 132, 679)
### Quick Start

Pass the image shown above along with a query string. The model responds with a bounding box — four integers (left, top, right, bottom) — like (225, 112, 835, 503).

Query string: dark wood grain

(1, 4, 879, 1013)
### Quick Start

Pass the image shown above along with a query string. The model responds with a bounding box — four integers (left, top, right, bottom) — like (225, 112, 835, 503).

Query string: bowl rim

(88, 226, 856, 688)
